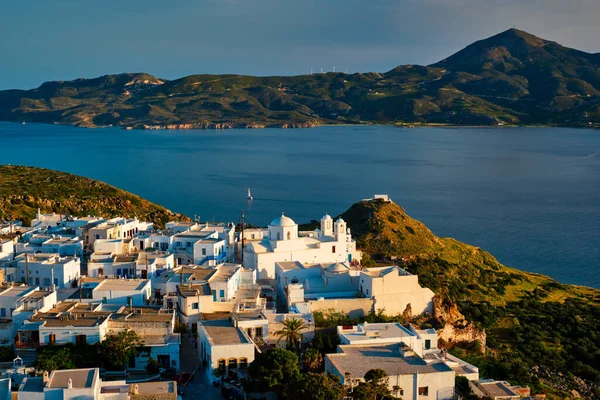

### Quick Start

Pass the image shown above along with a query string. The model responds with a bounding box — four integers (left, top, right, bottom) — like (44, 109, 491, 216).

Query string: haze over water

(1, 122, 599, 288)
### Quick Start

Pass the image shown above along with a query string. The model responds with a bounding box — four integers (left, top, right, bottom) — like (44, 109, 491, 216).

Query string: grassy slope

(340, 199, 600, 398)
(0, 165, 188, 228)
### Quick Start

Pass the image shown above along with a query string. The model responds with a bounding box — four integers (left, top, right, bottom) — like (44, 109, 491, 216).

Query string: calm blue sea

(1, 122, 599, 288)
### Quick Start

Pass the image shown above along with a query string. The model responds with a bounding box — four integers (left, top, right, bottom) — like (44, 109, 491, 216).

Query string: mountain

(1, 29, 599, 129)
(0, 166, 188, 227)
(340, 199, 600, 399)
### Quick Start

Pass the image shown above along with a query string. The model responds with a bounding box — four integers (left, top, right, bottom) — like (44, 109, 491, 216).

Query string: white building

(18, 367, 178, 400)
(177, 264, 262, 330)
(197, 319, 255, 382)
(335, 322, 479, 381)
(325, 343, 456, 400)
(0, 240, 14, 262)
(15, 254, 80, 289)
(0, 285, 56, 344)
(85, 279, 151, 306)
(277, 262, 435, 318)
(243, 214, 361, 279)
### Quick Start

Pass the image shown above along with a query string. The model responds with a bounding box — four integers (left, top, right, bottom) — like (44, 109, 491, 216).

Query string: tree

(302, 348, 323, 372)
(0, 346, 15, 362)
(247, 348, 300, 393)
(350, 369, 392, 400)
(275, 318, 308, 351)
(100, 330, 141, 370)
(35, 346, 75, 371)
(146, 357, 161, 374)
(282, 373, 344, 400)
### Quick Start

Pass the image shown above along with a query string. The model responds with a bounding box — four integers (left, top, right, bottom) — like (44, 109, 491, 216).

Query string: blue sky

(1, 0, 598, 90)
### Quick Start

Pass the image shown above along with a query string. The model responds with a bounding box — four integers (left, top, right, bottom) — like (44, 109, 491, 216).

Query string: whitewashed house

(197, 319, 255, 382)
(15, 253, 80, 289)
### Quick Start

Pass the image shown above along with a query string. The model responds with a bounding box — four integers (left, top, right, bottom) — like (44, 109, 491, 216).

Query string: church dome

(322, 213, 332, 221)
(269, 213, 296, 227)
(325, 263, 347, 273)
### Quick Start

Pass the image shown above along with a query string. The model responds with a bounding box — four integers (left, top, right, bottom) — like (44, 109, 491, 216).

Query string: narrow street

(179, 333, 223, 400)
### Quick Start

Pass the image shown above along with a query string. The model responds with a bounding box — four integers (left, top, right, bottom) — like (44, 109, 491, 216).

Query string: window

(219, 289, 224, 298)
(49, 334, 55, 344)
(202, 248, 206, 256)
(425, 339, 431, 350)
(239, 358, 248, 369)
(192, 302, 199, 310)
(255, 327, 263, 338)
(117, 269, 122, 276)
(0, 309, 5, 317)
(251, 234, 255, 239)
(28, 278, 33, 285)
(35, 277, 40, 285)
(418, 387, 429, 396)
(218, 359, 226, 370)
(287, 231, 291, 240)
(9, 309, 14, 317)
(228, 358, 237, 369)
(277, 232, 281, 240)
(43, 278, 50, 286)
(186, 242, 191, 248)
(332, 246, 336, 253)
(95, 234, 100, 239)
(246, 328, 252, 338)
(212, 290, 217, 301)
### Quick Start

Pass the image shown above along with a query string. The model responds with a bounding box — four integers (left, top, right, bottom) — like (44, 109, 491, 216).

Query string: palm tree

(302, 348, 323, 372)
(275, 318, 307, 351)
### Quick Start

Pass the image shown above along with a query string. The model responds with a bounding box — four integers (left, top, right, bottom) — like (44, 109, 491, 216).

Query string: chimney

(67, 378, 73, 389)
(42, 371, 49, 383)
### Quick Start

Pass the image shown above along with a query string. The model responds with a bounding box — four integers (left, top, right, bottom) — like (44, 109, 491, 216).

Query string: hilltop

(340, 199, 600, 399)
(1, 29, 600, 128)
(0, 166, 188, 228)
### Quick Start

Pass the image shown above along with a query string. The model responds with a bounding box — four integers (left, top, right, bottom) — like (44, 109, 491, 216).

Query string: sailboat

(247, 188, 253, 201)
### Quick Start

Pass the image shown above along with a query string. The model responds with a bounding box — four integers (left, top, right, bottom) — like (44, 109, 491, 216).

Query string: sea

(1, 122, 599, 288)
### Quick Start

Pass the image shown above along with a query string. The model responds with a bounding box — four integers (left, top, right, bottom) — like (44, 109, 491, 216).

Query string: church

(243, 213, 362, 279)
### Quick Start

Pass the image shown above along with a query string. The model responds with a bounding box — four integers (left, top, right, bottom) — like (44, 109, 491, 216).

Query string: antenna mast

(240, 210, 245, 264)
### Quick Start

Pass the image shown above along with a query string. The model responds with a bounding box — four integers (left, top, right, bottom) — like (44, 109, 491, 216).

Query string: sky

(1, 0, 599, 90)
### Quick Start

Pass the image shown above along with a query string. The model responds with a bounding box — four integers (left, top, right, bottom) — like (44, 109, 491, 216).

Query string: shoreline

(2, 119, 598, 131)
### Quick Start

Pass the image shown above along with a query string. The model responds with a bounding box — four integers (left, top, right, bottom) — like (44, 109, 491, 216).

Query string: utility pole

(240, 210, 245, 264)
(25, 253, 29, 285)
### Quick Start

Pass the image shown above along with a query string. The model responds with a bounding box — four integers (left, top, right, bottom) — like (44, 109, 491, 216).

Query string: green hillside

(1, 29, 600, 128)
(340, 199, 600, 399)
(0, 165, 188, 228)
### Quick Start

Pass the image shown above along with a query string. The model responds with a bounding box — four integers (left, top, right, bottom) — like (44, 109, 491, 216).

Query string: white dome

(325, 263, 347, 273)
(269, 213, 296, 227)
(322, 213, 332, 221)
(336, 217, 345, 224)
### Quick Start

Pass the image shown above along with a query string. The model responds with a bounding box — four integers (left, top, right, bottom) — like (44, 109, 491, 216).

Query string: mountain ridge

(1, 29, 600, 128)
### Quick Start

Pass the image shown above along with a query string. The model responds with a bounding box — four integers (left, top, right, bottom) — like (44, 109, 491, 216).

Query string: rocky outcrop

(433, 295, 486, 353)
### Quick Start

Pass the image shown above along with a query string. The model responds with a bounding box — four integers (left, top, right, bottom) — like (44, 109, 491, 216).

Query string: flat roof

(178, 283, 212, 297)
(174, 231, 213, 239)
(209, 264, 241, 282)
(0, 286, 34, 298)
(47, 368, 97, 389)
(339, 322, 415, 342)
(326, 344, 453, 380)
(130, 381, 177, 400)
(96, 279, 148, 291)
(201, 319, 249, 345)
(21, 377, 44, 393)
(42, 316, 108, 328)
(479, 381, 519, 397)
